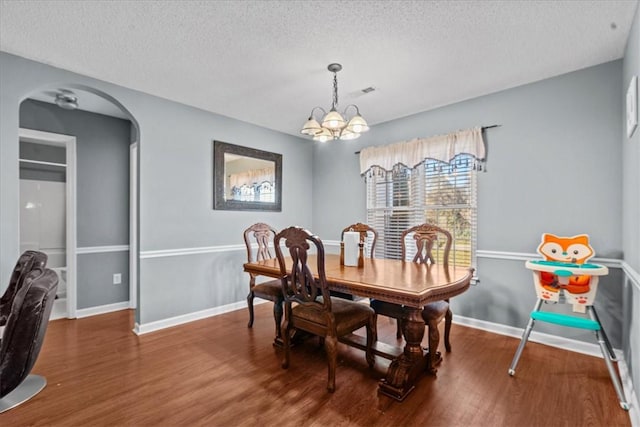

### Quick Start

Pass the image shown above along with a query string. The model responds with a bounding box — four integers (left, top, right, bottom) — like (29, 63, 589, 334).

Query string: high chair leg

(588, 306, 617, 361)
(595, 329, 629, 410)
(508, 300, 543, 376)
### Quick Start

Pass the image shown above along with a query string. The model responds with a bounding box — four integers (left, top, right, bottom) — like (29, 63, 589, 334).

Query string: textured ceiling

(0, 0, 637, 136)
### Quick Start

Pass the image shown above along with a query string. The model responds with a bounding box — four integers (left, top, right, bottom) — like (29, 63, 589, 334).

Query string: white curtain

(359, 127, 485, 174)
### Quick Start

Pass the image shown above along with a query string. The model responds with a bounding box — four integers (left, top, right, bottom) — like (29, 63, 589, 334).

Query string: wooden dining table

(243, 253, 474, 401)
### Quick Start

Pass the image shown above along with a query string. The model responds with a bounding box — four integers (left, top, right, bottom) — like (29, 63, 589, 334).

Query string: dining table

(243, 253, 474, 401)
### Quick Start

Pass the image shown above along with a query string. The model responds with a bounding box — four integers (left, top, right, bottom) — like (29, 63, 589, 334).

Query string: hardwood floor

(3, 304, 631, 426)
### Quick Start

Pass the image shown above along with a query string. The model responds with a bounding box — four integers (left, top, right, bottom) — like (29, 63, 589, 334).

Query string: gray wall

(0, 52, 314, 325)
(622, 2, 640, 411)
(19, 99, 132, 308)
(313, 60, 625, 346)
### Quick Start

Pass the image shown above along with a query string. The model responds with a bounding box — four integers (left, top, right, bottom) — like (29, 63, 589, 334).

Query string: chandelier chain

(332, 72, 339, 110)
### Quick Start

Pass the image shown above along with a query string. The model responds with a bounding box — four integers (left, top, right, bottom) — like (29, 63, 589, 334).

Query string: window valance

(359, 127, 485, 174)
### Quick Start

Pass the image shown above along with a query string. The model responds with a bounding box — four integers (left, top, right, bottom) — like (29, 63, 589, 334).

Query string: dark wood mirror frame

(213, 140, 282, 211)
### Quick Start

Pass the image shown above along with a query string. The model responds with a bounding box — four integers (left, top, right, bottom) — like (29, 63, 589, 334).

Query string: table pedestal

(379, 307, 436, 401)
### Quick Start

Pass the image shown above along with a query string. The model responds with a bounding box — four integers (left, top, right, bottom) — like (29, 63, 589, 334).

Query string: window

(365, 154, 477, 267)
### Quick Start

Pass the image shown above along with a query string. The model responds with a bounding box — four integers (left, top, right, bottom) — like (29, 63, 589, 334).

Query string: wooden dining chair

(371, 223, 454, 369)
(341, 222, 378, 257)
(243, 223, 284, 341)
(274, 226, 375, 393)
(333, 222, 379, 301)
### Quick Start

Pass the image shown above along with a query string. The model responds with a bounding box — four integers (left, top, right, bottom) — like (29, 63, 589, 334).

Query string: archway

(18, 84, 140, 328)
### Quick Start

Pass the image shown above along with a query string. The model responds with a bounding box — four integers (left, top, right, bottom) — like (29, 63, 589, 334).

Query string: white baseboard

(132, 299, 267, 335)
(49, 298, 68, 320)
(453, 314, 617, 358)
(76, 301, 130, 318)
(454, 315, 638, 421)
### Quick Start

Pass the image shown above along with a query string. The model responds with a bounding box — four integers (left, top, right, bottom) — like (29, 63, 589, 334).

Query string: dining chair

(370, 223, 453, 369)
(333, 222, 379, 301)
(243, 223, 284, 341)
(274, 226, 375, 393)
(341, 222, 378, 257)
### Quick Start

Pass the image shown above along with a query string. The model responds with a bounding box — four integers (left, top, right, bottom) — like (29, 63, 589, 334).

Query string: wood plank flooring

(2, 304, 631, 426)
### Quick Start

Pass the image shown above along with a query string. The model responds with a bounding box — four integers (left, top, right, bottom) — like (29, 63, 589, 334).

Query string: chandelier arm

(309, 106, 327, 120)
(342, 104, 361, 117)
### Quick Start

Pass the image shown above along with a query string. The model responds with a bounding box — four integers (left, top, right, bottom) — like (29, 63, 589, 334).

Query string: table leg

(379, 307, 429, 401)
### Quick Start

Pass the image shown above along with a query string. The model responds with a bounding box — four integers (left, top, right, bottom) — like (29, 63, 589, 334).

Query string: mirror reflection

(224, 154, 276, 203)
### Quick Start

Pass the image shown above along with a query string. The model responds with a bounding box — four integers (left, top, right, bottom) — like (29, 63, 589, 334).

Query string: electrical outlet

(113, 273, 122, 285)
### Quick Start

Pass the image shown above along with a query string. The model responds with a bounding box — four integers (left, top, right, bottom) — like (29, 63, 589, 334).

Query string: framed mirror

(213, 140, 282, 211)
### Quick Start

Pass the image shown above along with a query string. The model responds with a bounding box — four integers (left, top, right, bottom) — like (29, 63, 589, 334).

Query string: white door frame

(19, 128, 77, 318)
(129, 142, 138, 309)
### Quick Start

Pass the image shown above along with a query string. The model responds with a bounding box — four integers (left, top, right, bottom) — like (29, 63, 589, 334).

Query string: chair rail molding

(621, 261, 640, 290)
(76, 245, 130, 254)
(140, 244, 245, 259)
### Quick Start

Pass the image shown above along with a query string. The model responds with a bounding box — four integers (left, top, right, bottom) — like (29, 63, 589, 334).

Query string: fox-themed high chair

(508, 233, 629, 410)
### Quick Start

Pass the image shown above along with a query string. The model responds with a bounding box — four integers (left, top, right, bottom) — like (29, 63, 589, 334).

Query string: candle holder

(358, 242, 364, 268)
(340, 241, 345, 266)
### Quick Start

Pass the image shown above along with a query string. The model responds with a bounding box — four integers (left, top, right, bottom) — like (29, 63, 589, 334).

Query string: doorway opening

(19, 86, 139, 327)
(19, 128, 76, 318)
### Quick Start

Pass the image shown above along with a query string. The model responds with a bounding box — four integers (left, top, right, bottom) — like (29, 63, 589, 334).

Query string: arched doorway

(18, 85, 140, 327)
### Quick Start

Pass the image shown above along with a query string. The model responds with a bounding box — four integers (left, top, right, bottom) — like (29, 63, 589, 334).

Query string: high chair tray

(525, 259, 608, 275)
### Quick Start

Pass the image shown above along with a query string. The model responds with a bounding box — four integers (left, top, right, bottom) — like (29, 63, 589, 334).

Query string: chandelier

(300, 63, 369, 142)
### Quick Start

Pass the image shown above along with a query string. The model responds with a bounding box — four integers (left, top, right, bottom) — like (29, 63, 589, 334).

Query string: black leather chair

(0, 250, 48, 328)
(0, 266, 58, 413)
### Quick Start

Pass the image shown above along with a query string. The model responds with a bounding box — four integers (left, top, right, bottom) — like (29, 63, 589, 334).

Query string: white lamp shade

(322, 110, 346, 130)
(312, 127, 333, 142)
(301, 117, 322, 135)
(339, 128, 361, 140)
(346, 115, 369, 133)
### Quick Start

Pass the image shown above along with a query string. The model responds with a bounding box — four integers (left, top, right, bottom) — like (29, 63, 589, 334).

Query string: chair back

(0, 267, 58, 398)
(341, 223, 378, 257)
(0, 251, 48, 325)
(401, 223, 452, 267)
(243, 223, 277, 263)
(274, 226, 331, 312)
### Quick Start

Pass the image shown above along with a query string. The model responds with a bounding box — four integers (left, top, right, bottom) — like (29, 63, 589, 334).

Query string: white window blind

(365, 154, 477, 267)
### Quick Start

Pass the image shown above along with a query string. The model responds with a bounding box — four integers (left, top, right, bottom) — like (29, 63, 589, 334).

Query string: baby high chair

(508, 233, 629, 410)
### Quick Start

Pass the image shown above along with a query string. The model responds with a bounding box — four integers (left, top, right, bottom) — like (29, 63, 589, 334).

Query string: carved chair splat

(341, 222, 378, 258)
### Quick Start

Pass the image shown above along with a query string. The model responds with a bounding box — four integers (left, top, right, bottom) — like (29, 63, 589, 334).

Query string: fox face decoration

(537, 233, 594, 264)
(537, 234, 594, 295)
